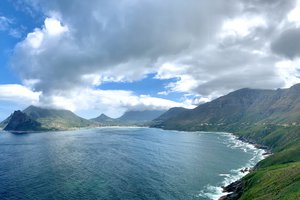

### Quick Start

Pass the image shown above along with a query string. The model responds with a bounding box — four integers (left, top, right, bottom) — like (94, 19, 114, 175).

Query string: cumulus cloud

(13, 0, 236, 93)
(36, 88, 192, 118)
(8, 0, 300, 116)
(0, 84, 40, 104)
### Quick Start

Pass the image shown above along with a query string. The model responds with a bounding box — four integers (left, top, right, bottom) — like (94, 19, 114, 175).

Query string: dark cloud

(271, 28, 300, 59)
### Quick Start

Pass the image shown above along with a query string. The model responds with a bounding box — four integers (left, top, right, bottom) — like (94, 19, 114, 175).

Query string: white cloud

(26, 29, 44, 48)
(44, 18, 68, 36)
(287, 0, 300, 26)
(275, 59, 300, 88)
(38, 88, 194, 118)
(0, 84, 40, 104)
(220, 15, 267, 38)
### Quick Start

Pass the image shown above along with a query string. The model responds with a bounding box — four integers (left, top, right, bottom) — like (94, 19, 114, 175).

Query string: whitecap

(198, 132, 268, 200)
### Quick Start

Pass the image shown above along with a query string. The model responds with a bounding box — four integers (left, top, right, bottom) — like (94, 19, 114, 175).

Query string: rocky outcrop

(219, 180, 244, 200)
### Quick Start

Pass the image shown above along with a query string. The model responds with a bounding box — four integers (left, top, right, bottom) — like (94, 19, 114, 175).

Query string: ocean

(0, 127, 265, 200)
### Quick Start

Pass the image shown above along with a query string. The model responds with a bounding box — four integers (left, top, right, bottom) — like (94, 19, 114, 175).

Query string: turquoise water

(0, 128, 264, 200)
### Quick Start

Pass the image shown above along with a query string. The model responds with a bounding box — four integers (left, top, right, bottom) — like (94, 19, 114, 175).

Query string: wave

(197, 132, 267, 200)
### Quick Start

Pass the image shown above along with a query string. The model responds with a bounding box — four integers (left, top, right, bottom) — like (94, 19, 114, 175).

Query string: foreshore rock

(239, 167, 252, 173)
(219, 180, 244, 200)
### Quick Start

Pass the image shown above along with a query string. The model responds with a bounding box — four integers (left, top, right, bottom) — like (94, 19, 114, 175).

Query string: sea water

(0, 128, 265, 200)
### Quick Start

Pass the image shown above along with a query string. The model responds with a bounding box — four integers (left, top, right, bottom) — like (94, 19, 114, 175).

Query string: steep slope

(117, 110, 166, 122)
(153, 84, 300, 130)
(151, 107, 189, 125)
(3, 110, 43, 131)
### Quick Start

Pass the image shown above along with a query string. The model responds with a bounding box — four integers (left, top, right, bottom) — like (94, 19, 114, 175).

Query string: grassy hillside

(240, 162, 300, 200)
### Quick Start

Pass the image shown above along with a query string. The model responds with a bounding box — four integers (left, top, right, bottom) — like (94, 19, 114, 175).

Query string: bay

(0, 128, 264, 200)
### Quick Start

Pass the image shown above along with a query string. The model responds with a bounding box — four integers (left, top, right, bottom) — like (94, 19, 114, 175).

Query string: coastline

(196, 131, 270, 200)
(217, 134, 272, 200)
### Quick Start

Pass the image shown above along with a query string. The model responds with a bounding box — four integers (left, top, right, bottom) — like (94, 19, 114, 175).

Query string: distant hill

(117, 110, 166, 122)
(90, 114, 116, 126)
(92, 110, 167, 126)
(2, 105, 95, 131)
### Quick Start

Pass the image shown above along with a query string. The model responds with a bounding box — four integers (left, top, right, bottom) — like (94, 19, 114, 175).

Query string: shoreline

(218, 134, 272, 200)
(196, 131, 270, 200)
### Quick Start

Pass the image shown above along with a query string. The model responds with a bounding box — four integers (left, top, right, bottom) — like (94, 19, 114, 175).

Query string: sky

(1, 0, 300, 120)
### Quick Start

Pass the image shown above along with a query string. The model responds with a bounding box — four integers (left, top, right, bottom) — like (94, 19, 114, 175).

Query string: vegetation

(240, 162, 300, 200)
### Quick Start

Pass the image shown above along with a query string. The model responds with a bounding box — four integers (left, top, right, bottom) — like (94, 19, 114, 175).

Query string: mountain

(90, 114, 116, 125)
(152, 84, 300, 130)
(91, 110, 167, 126)
(3, 110, 43, 131)
(152, 107, 189, 123)
(117, 110, 166, 122)
(151, 84, 300, 199)
(2, 105, 95, 131)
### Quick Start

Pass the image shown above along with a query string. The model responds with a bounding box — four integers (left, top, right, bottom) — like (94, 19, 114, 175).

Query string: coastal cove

(0, 128, 265, 200)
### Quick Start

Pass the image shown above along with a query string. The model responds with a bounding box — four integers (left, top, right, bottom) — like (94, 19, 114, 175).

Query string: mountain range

(152, 84, 300, 130)
(1, 106, 166, 131)
(1, 105, 95, 131)
(91, 110, 166, 126)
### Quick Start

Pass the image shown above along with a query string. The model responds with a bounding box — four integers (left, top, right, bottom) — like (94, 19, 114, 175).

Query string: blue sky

(1, 0, 300, 120)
